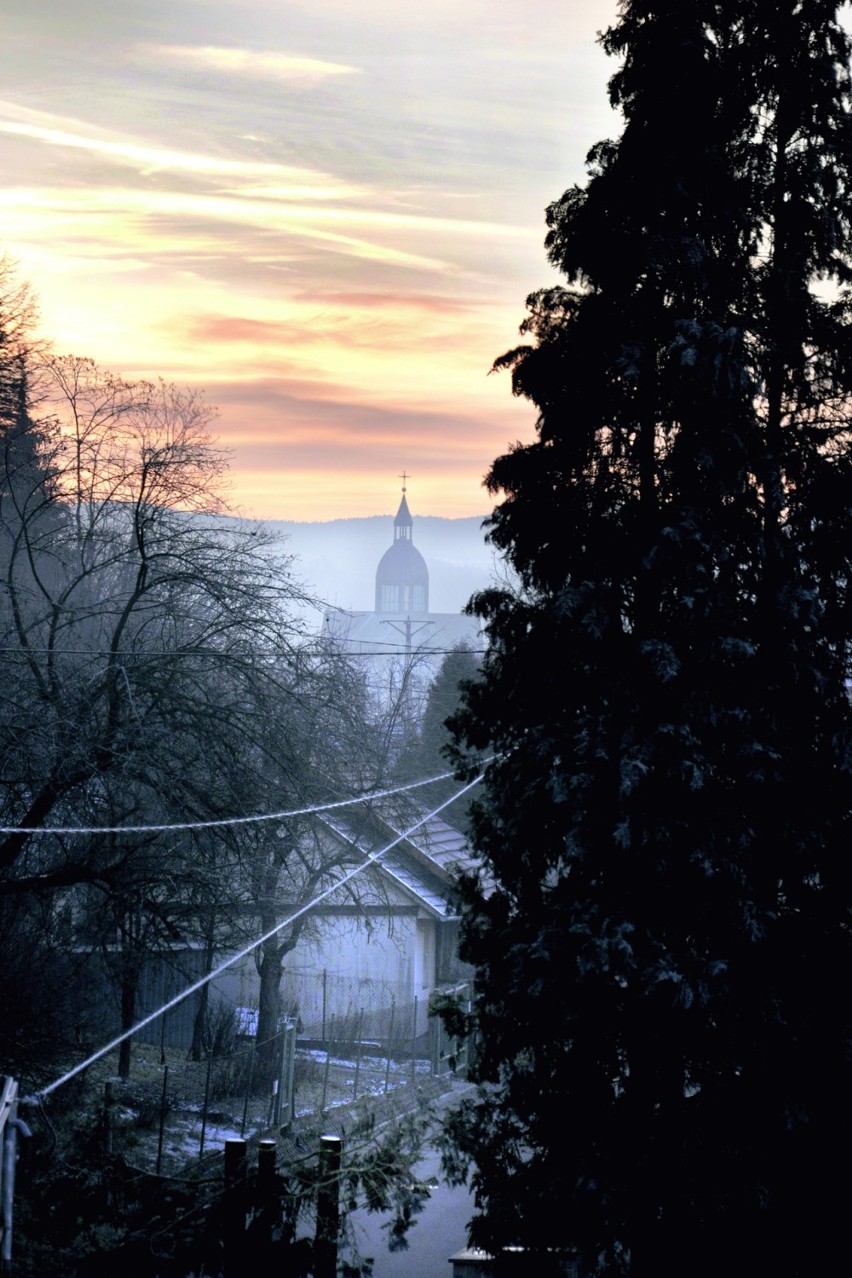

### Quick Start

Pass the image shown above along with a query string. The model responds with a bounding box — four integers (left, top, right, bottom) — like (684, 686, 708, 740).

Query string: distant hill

(259, 514, 497, 616)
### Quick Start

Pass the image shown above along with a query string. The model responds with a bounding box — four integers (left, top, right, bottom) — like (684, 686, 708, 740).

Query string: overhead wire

(25, 767, 488, 1103)
(0, 767, 464, 836)
(0, 644, 487, 658)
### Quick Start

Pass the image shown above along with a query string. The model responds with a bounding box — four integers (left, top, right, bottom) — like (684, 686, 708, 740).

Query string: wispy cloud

(0, 2, 616, 517)
(196, 375, 524, 517)
(292, 291, 469, 314)
(186, 299, 472, 353)
(148, 44, 362, 85)
(0, 184, 459, 273)
(0, 117, 345, 185)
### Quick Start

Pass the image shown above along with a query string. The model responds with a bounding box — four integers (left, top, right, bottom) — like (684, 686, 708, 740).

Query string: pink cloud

(190, 315, 288, 342)
(290, 290, 470, 314)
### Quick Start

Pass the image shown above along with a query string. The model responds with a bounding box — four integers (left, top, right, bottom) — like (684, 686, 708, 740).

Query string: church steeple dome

(375, 477, 429, 614)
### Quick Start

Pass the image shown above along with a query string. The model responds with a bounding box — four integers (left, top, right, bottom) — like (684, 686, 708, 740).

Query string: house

(221, 799, 482, 1045)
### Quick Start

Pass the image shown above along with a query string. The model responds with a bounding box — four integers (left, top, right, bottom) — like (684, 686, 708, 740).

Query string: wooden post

(314, 1135, 342, 1278)
(223, 1138, 247, 1276)
(251, 1139, 278, 1264)
(257, 1139, 276, 1198)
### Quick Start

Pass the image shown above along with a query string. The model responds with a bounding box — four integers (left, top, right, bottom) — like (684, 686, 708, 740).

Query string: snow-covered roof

(317, 803, 482, 919)
(383, 809, 480, 881)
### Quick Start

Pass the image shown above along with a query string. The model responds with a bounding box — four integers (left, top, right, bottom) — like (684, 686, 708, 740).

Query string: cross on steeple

(399, 470, 409, 493)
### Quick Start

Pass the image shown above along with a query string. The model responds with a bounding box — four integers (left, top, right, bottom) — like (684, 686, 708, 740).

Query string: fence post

(410, 996, 418, 1084)
(223, 1138, 247, 1277)
(314, 1135, 342, 1278)
(384, 999, 396, 1094)
(156, 1067, 169, 1175)
(320, 1050, 331, 1116)
(279, 1022, 296, 1130)
(102, 1081, 114, 1156)
(240, 1039, 256, 1138)
(271, 1026, 283, 1127)
(159, 1006, 167, 1066)
(353, 1008, 364, 1100)
(321, 969, 327, 1045)
(198, 1054, 213, 1161)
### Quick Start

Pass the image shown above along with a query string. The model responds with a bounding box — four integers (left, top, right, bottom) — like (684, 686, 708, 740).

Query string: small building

(218, 799, 480, 1046)
(118, 800, 479, 1055)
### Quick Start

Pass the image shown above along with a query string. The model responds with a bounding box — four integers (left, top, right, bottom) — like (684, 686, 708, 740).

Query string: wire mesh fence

(97, 1024, 295, 1176)
(89, 973, 469, 1176)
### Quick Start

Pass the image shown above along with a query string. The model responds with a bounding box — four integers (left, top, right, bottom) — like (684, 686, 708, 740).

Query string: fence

(272, 968, 443, 1045)
(91, 980, 468, 1176)
(111, 964, 454, 1054)
(97, 1018, 296, 1176)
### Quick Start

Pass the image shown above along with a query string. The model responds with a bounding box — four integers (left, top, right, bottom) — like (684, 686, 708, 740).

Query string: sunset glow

(2, 1, 618, 520)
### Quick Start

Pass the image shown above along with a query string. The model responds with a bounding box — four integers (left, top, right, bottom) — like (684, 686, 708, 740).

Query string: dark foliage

(444, 4, 852, 1275)
(14, 1100, 431, 1277)
(0, 898, 95, 1084)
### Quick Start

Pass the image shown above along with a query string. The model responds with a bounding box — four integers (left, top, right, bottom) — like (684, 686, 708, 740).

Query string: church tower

(374, 479, 429, 614)
(321, 475, 480, 673)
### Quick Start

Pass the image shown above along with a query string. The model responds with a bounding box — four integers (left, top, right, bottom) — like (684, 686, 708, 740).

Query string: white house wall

(217, 906, 439, 1040)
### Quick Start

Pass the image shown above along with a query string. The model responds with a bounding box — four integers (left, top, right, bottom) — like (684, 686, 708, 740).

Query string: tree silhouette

(444, 4, 852, 1275)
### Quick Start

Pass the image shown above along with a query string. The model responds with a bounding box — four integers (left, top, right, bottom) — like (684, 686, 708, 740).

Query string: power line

(26, 769, 486, 1102)
(0, 645, 487, 658)
(0, 769, 463, 837)
(308, 647, 487, 658)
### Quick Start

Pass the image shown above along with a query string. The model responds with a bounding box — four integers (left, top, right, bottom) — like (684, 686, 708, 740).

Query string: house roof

(317, 802, 484, 920)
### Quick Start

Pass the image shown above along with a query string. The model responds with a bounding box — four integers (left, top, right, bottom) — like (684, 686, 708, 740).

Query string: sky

(1, 1, 619, 520)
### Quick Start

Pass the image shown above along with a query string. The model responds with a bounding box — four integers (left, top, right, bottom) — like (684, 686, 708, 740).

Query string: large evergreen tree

(445, 4, 852, 1274)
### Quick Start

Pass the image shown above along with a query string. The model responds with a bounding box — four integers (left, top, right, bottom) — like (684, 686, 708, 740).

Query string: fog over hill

(259, 514, 497, 617)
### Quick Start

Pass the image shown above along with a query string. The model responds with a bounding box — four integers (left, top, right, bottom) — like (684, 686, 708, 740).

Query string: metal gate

(430, 983, 472, 1078)
(1, 1076, 26, 1276)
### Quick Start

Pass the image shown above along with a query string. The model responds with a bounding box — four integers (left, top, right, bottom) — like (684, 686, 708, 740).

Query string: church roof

(376, 537, 429, 586)
(395, 492, 413, 529)
(374, 481, 429, 612)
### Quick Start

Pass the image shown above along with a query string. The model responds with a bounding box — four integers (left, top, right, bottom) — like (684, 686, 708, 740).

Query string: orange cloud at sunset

(202, 370, 533, 520)
(1, 0, 618, 520)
